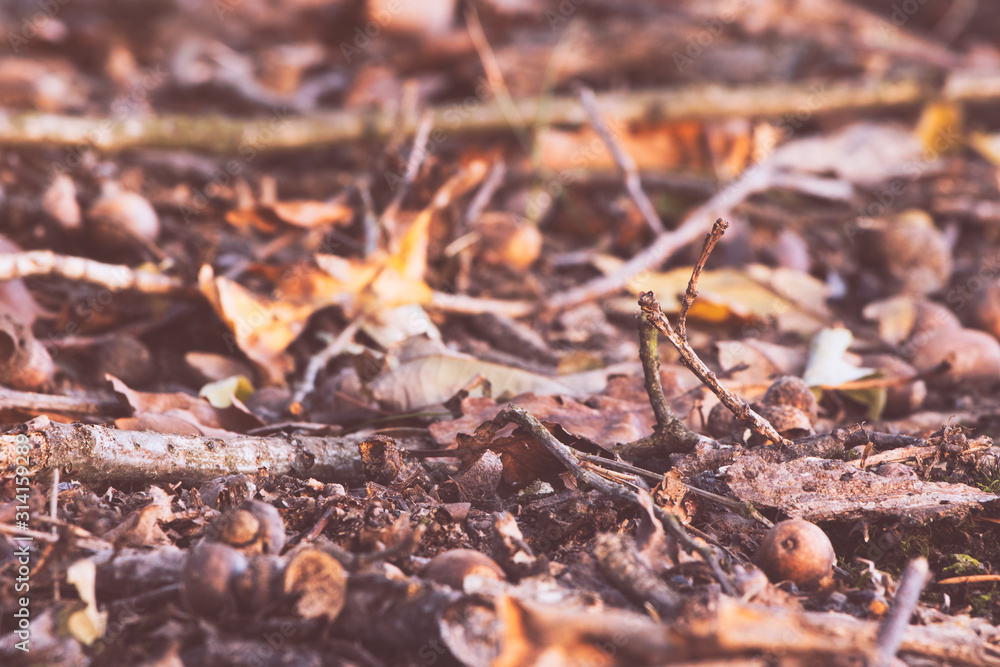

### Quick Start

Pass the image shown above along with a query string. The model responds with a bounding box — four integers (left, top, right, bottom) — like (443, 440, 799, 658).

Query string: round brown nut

(214, 509, 262, 551)
(420, 549, 506, 590)
(707, 401, 743, 439)
(872, 212, 952, 295)
(182, 542, 248, 616)
(241, 500, 286, 555)
(755, 519, 835, 591)
(232, 554, 284, 611)
(87, 183, 160, 249)
(283, 548, 347, 621)
(762, 376, 818, 424)
(905, 326, 1000, 388)
(971, 278, 1000, 340)
(757, 404, 814, 439)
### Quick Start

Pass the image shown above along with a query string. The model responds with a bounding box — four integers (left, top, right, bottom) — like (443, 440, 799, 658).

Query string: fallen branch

(8, 73, 990, 154)
(0, 417, 376, 485)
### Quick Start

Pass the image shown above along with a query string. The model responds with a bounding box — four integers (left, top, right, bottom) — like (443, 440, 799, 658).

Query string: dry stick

(464, 5, 533, 155)
(497, 405, 737, 596)
(0, 417, 373, 486)
(0, 76, 957, 153)
(380, 110, 434, 235)
(462, 158, 506, 226)
(622, 314, 714, 459)
(0, 387, 123, 417)
(291, 316, 364, 409)
(548, 158, 775, 312)
(0, 251, 185, 293)
(639, 220, 792, 448)
(578, 86, 664, 235)
(873, 558, 930, 667)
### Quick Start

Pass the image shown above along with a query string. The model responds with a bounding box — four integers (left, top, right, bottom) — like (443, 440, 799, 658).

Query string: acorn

(210, 500, 286, 555)
(706, 401, 743, 439)
(86, 181, 160, 251)
(420, 548, 506, 591)
(762, 376, 818, 424)
(232, 554, 284, 611)
(755, 519, 835, 591)
(904, 325, 1000, 388)
(96, 334, 155, 387)
(471, 212, 543, 272)
(182, 542, 248, 617)
(0, 313, 55, 391)
(283, 547, 347, 621)
(863, 210, 952, 295)
(970, 278, 1000, 340)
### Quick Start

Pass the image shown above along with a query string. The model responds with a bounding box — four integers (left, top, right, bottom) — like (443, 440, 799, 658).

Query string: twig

(1, 75, 964, 154)
(429, 291, 533, 318)
(638, 221, 792, 448)
(548, 158, 775, 312)
(575, 453, 773, 527)
(291, 316, 364, 409)
(578, 86, 664, 235)
(679, 219, 728, 338)
(464, 5, 532, 154)
(380, 109, 434, 236)
(873, 558, 929, 667)
(0, 251, 185, 293)
(496, 405, 736, 596)
(0, 417, 388, 485)
(624, 314, 713, 458)
(463, 158, 506, 226)
(0, 386, 123, 417)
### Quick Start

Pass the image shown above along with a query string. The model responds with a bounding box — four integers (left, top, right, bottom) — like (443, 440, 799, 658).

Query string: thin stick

(0, 386, 123, 416)
(0, 251, 185, 293)
(548, 160, 775, 312)
(462, 158, 506, 226)
(679, 219, 728, 338)
(873, 558, 929, 667)
(291, 316, 364, 409)
(465, 5, 533, 155)
(0, 76, 951, 153)
(628, 314, 714, 458)
(578, 86, 664, 235)
(380, 110, 434, 234)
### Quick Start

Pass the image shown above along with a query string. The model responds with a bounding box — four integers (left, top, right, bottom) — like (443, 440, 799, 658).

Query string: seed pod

(755, 519, 835, 592)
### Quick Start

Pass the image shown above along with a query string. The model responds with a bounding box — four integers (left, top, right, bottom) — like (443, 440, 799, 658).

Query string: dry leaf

(65, 559, 107, 646)
(602, 258, 829, 334)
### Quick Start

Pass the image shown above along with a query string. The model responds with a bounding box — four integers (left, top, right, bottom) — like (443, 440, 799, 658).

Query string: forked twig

(496, 405, 737, 596)
(639, 219, 792, 448)
(578, 86, 664, 235)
